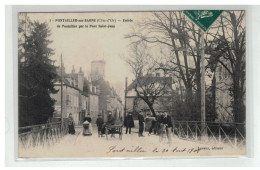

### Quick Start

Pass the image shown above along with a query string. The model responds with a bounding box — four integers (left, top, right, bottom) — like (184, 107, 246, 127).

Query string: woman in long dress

(83, 114, 92, 135)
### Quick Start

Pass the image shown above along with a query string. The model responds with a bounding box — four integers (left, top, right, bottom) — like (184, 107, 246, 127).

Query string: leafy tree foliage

(19, 19, 58, 127)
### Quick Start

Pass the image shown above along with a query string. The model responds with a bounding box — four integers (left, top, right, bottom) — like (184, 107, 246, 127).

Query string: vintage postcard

(18, 10, 246, 158)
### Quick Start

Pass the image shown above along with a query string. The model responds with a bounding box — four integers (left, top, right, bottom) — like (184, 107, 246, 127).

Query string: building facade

(88, 91, 99, 124)
(51, 59, 122, 125)
(51, 64, 90, 125)
(51, 82, 88, 125)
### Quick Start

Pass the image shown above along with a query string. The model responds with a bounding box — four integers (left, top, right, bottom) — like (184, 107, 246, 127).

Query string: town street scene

(18, 11, 246, 158)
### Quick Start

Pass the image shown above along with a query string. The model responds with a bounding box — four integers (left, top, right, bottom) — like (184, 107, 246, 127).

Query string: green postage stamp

(184, 10, 223, 32)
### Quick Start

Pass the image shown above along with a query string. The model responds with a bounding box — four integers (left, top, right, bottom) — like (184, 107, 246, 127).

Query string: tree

(125, 42, 172, 117)
(18, 18, 58, 127)
(126, 11, 203, 120)
(206, 11, 246, 123)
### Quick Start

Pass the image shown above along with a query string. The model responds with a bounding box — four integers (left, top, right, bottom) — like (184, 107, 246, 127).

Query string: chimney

(72, 65, 75, 73)
(89, 84, 92, 93)
(79, 67, 83, 73)
(93, 86, 96, 94)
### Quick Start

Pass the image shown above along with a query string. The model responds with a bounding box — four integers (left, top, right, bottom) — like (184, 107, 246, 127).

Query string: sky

(23, 11, 232, 98)
(25, 12, 152, 98)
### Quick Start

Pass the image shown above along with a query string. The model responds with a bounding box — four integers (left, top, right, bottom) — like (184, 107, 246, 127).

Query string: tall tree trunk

(146, 102, 156, 117)
(195, 59, 201, 121)
(233, 74, 245, 123)
(207, 73, 217, 121)
(185, 85, 193, 120)
(232, 74, 245, 136)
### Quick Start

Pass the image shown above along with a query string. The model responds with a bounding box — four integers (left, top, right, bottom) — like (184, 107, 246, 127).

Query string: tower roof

(72, 65, 75, 73)
(91, 60, 106, 64)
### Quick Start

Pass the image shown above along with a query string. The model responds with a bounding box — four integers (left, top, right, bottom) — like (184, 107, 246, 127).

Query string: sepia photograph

(17, 10, 246, 158)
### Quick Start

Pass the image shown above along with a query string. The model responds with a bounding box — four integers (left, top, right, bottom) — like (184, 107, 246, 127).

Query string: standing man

(160, 111, 173, 144)
(138, 111, 145, 137)
(124, 112, 134, 134)
(96, 114, 105, 137)
(148, 111, 160, 136)
(68, 113, 75, 135)
(106, 111, 115, 125)
(155, 111, 163, 135)
(106, 111, 115, 138)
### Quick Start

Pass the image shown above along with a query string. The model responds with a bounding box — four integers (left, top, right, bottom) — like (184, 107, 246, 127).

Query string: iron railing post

(186, 122, 188, 139)
(234, 123, 237, 148)
(195, 122, 198, 141)
(218, 123, 221, 144)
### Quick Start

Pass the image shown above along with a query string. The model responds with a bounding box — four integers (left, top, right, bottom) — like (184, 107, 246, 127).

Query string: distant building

(91, 79, 123, 122)
(106, 88, 123, 121)
(52, 59, 122, 124)
(79, 91, 88, 124)
(90, 60, 106, 81)
(87, 84, 99, 123)
(89, 60, 123, 122)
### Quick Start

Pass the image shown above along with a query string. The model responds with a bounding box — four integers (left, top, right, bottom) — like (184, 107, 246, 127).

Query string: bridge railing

(18, 121, 68, 149)
(174, 121, 245, 147)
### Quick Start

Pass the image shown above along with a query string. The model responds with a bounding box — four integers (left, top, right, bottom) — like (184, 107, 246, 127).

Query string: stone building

(87, 85, 99, 123)
(79, 91, 88, 124)
(106, 88, 123, 121)
(51, 64, 89, 125)
(91, 78, 123, 122)
(89, 59, 123, 122)
(89, 60, 106, 81)
(51, 80, 88, 125)
(68, 65, 84, 91)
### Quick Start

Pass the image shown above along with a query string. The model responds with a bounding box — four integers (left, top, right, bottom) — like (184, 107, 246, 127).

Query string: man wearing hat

(124, 112, 134, 134)
(159, 111, 173, 144)
(138, 111, 145, 137)
(96, 114, 105, 137)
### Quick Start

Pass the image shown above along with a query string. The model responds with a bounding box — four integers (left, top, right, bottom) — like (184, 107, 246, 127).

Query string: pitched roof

(127, 76, 172, 91)
(55, 76, 81, 92)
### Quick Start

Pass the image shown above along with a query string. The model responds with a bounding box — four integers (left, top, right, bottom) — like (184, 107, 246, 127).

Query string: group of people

(149, 111, 173, 143)
(96, 111, 116, 137)
(68, 113, 93, 135)
(67, 111, 117, 137)
(123, 111, 173, 143)
(123, 112, 145, 137)
(67, 110, 173, 143)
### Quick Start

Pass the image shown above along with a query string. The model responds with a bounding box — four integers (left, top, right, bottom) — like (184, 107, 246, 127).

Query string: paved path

(18, 125, 246, 158)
